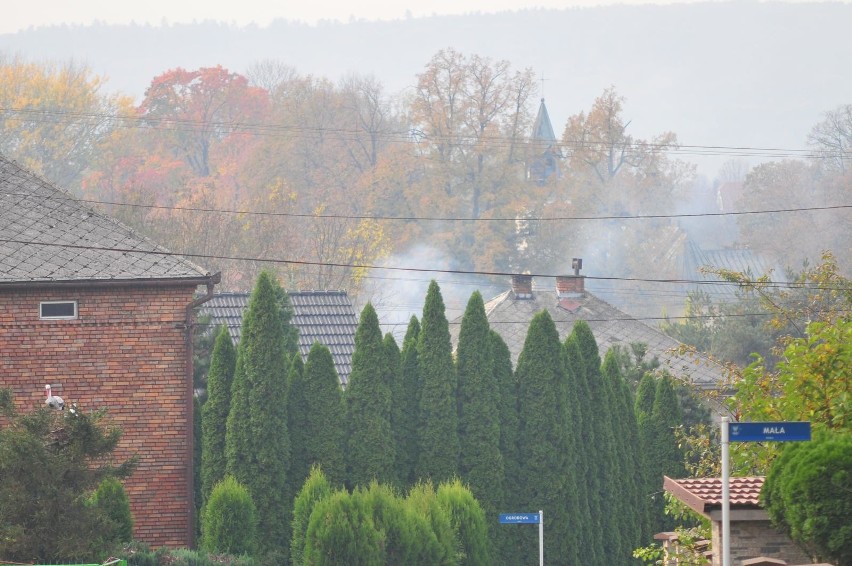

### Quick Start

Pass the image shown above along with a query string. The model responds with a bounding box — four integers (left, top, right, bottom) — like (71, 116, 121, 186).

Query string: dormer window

(40, 300, 78, 320)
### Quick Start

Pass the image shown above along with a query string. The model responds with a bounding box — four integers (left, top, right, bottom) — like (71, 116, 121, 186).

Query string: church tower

(527, 98, 561, 184)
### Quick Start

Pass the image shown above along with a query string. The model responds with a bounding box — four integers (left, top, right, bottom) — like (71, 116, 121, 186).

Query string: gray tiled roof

(683, 240, 782, 300)
(453, 283, 723, 389)
(0, 154, 212, 284)
(199, 290, 358, 386)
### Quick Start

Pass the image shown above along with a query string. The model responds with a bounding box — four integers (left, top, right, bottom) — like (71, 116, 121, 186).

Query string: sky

(5, 0, 715, 34)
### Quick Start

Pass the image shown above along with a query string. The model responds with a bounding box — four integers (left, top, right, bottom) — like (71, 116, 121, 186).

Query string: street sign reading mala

(728, 421, 811, 442)
(720, 419, 811, 566)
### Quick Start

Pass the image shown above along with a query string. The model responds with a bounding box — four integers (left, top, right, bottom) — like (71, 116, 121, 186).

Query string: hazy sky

(6, 0, 716, 34)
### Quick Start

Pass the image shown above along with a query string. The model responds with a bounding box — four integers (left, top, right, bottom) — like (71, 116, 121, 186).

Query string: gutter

(183, 271, 221, 547)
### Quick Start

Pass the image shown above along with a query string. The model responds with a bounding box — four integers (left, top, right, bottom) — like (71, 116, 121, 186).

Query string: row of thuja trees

(198, 270, 688, 565)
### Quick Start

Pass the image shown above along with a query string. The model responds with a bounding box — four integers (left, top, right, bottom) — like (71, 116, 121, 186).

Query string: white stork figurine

(44, 384, 65, 411)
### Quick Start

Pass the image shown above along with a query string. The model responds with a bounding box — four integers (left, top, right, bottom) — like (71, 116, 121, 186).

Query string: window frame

(39, 300, 78, 320)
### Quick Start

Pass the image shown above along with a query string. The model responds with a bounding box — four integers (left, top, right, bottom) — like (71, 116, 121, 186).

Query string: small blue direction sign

(499, 513, 541, 524)
(728, 421, 811, 442)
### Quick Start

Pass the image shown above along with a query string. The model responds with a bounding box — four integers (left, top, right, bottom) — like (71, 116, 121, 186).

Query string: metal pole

(539, 509, 544, 566)
(721, 417, 730, 566)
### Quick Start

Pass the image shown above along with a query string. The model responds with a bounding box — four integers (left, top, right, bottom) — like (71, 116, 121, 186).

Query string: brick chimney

(556, 258, 585, 298)
(511, 274, 533, 299)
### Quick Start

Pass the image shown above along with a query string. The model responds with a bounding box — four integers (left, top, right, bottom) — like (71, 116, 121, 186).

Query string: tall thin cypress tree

(416, 280, 458, 484)
(382, 333, 402, 487)
(396, 316, 421, 486)
(516, 311, 577, 565)
(303, 343, 346, 486)
(346, 303, 395, 487)
(568, 323, 608, 565)
(650, 376, 686, 532)
(602, 350, 640, 563)
(288, 354, 310, 497)
(562, 336, 596, 566)
(224, 271, 293, 553)
(201, 326, 236, 503)
(456, 292, 504, 533)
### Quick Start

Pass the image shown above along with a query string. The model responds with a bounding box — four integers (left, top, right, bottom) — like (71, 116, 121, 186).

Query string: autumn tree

(225, 271, 292, 553)
(807, 103, 852, 174)
(416, 281, 459, 484)
(0, 55, 128, 190)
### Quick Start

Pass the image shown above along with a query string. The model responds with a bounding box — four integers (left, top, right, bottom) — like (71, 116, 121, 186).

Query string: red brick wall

(0, 284, 197, 548)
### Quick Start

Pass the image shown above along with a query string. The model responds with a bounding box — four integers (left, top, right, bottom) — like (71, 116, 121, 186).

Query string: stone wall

(0, 283, 197, 547)
(710, 516, 812, 566)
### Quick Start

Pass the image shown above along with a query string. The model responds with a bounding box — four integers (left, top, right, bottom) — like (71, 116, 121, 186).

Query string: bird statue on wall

(44, 384, 65, 410)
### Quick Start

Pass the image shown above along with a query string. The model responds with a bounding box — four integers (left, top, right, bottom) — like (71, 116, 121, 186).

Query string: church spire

(527, 98, 561, 184)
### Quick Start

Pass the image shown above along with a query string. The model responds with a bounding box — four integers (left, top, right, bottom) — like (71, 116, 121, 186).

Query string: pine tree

(566, 326, 606, 565)
(457, 292, 504, 526)
(649, 376, 686, 532)
(490, 329, 523, 565)
(201, 326, 236, 503)
(602, 350, 641, 563)
(416, 280, 459, 483)
(396, 316, 421, 486)
(346, 303, 395, 487)
(561, 337, 595, 566)
(291, 466, 333, 566)
(287, 354, 310, 497)
(303, 343, 346, 486)
(383, 332, 402, 487)
(515, 311, 578, 565)
(224, 270, 293, 553)
(634, 373, 658, 542)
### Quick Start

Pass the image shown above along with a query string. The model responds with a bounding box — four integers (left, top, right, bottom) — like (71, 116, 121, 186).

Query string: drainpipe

(183, 272, 221, 547)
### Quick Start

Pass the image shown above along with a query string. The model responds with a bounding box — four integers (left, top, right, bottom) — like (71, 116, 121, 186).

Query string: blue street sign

(499, 513, 541, 524)
(728, 421, 811, 442)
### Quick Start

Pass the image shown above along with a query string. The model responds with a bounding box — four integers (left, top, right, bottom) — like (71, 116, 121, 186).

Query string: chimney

(511, 274, 533, 299)
(556, 258, 585, 298)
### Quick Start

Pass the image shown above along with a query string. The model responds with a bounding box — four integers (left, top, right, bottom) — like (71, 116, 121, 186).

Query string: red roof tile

(664, 476, 764, 516)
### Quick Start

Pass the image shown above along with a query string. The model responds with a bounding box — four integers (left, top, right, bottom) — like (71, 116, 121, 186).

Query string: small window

(40, 301, 78, 320)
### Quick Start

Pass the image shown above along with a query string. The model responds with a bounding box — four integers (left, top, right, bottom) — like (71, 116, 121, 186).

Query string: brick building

(663, 476, 816, 566)
(0, 155, 218, 547)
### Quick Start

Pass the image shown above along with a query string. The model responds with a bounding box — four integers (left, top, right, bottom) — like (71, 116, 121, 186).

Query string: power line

(3, 237, 849, 292)
(3, 105, 851, 160)
(4, 189, 850, 223)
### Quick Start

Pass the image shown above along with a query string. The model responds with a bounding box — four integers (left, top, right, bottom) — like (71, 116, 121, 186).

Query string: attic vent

(40, 301, 77, 320)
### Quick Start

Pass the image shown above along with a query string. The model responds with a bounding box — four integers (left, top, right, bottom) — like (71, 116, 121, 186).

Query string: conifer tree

(383, 332, 402, 487)
(602, 350, 641, 562)
(201, 326, 237, 503)
(436, 479, 491, 566)
(287, 354, 310, 496)
(225, 270, 292, 553)
(562, 336, 596, 565)
(303, 343, 346, 486)
(515, 311, 578, 565)
(649, 376, 686, 532)
(346, 303, 395, 487)
(396, 316, 422, 486)
(416, 280, 459, 483)
(566, 327, 606, 565)
(291, 466, 333, 566)
(456, 291, 504, 528)
(490, 329, 523, 565)
(634, 373, 658, 541)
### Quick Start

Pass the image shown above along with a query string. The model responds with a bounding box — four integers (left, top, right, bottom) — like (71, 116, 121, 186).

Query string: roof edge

(0, 272, 221, 291)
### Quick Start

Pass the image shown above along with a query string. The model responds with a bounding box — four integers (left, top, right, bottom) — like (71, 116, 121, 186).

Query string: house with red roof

(663, 476, 822, 566)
